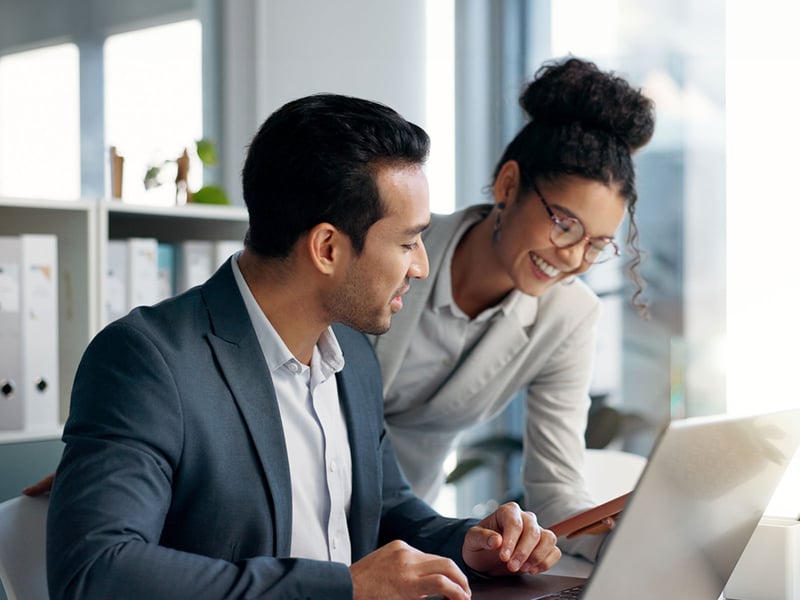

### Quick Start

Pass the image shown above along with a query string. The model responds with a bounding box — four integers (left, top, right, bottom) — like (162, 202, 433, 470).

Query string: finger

(418, 556, 471, 599)
(417, 574, 471, 600)
(495, 503, 530, 563)
(504, 511, 546, 572)
(463, 526, 503, 553)
(520, 546, 561, 575)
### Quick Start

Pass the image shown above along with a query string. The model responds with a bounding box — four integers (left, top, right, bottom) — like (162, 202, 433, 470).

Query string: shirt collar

(431, 209, 519, 322)
(230, 253, 344, 377)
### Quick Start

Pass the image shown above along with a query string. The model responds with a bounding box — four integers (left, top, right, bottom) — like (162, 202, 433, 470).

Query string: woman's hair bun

(520, 57, 655, 152)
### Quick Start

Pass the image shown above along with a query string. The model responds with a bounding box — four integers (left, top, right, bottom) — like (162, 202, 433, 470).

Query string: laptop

(471, 409, 800, 600)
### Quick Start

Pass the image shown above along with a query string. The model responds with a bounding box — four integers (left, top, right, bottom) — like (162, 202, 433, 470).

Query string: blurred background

(0, 0, 797, 531)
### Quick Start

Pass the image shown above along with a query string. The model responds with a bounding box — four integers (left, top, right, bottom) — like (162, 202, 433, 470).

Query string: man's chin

(364, 321, 391, 336)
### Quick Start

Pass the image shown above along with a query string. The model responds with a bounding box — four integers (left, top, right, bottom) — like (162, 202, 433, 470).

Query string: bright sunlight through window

(425, 0, 455, 215)
(0, 44, 80, 200)
(104, 20, 203, 203)
(727, 0, 800, 519)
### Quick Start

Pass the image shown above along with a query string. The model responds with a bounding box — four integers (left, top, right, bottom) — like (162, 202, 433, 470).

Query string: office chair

(0, 495, 49, 600)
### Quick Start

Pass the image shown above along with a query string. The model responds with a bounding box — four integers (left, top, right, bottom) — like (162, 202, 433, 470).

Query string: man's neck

(237, 250, 329, 365)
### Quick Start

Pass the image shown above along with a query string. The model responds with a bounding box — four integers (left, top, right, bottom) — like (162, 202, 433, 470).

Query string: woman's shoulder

(537, 277, 601, 320)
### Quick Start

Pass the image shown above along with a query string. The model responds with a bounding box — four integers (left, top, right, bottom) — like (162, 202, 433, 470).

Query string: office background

(1, 3, 798, 594)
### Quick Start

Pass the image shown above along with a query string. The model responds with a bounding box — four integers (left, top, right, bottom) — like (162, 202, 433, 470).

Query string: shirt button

(287, 362, 299, 373)
(329, 460, 336, 472)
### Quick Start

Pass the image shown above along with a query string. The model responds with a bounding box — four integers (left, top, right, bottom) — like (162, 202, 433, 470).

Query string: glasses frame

(531, 182, 621, 265)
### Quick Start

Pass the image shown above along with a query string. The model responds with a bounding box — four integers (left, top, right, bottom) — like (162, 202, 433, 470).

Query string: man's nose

(409, 239, 429, 280)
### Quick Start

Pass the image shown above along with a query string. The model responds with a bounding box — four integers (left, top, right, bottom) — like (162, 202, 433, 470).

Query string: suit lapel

(334, 336, 381, 561)
(200, 262, 293, 555)
(433, 292, 539, 413)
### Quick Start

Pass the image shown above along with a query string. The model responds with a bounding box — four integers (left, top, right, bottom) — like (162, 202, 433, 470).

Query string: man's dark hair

(242, 93, 430, 258)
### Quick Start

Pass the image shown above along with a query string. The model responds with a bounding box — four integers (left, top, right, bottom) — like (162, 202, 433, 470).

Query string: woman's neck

(450, 214, 515, 319)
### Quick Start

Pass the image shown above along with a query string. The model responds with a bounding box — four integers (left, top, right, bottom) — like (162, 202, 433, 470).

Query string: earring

(492, 202, 506, 243)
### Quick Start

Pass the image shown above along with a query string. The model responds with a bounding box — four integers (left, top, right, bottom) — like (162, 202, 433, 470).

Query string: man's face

(326, 163, 430, 335)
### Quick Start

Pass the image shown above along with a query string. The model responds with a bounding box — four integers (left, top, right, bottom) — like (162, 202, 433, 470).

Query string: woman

(372, 56, 655, 561)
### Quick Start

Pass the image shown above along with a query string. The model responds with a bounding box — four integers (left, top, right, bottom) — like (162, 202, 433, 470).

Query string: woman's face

(493, 165, 626, 297)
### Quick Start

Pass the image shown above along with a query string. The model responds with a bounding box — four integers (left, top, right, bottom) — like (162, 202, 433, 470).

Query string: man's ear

(306, 222, 345, 275)
(494, 160, 521, 206)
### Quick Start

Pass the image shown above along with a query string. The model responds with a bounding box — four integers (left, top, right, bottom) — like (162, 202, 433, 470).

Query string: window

(0, 44, 80, 200)
(104, 19, 203, 203)
(425, 0, 455, 215)
(549, 0, 727, 439)
(726, 0, 800, 518)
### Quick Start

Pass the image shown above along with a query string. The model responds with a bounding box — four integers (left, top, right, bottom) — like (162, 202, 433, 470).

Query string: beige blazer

(373, 204, 607, 560)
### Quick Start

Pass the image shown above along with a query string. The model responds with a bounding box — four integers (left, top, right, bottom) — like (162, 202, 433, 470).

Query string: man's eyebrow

(402, 221, 430, 236)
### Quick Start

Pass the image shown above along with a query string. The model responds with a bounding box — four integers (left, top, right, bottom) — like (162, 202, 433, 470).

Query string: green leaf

(195, 138, 218, 166)
(192, 184, 229, 205)
(144, 166, 162, 189)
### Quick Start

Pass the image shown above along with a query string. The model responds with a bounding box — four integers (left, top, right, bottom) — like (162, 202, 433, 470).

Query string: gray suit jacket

(373, 205, 605, 560)
(47, 260, 475, 599)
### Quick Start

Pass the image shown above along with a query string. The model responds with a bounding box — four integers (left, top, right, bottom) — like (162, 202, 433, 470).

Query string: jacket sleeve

(47, 321, 355, 600)
(521, 297, 606, 562)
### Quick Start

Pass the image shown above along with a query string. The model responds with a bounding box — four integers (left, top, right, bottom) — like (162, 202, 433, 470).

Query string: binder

(157, 243, 176, 302)
(213, 240, 243, 270)
(127, 237, 159, 310)
(175, 240, 213, 294)
(19, 234, 59, 429)
(0, 236, 23, 430)
(0, 234, 59, 430)
(105, 240, 128, 324)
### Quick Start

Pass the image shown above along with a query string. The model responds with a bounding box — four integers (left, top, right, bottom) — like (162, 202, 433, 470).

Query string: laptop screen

(583, 409, 800, 600)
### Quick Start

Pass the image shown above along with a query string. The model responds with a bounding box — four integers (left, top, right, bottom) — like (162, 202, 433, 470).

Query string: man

(46, 94, 560, 599)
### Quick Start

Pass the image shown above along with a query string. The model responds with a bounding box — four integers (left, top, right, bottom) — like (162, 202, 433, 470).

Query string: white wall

(219, 0, 428, 205)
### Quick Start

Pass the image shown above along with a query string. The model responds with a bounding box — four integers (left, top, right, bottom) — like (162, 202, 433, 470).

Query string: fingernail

(508, 559, 520, 571)
(529, 567, 540, 576)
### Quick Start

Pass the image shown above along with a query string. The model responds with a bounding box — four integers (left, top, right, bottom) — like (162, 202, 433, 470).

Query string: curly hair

(493, 57, 655, 315)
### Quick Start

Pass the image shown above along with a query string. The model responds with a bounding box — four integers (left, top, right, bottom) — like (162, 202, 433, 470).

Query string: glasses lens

(585, 241, 618, 264)
(550, 217, 584, 247)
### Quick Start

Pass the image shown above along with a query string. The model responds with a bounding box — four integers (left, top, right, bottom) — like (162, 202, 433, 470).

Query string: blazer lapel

(433, 292, 539, 414)
(200, 262, 293, 555)
(335, 349, 381, 561)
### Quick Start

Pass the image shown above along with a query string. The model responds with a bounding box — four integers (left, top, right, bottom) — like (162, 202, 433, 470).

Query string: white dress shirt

(231, 254, 353, 564)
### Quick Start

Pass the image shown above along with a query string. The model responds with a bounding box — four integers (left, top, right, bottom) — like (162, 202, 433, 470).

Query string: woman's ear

(493, 160, 521, 206)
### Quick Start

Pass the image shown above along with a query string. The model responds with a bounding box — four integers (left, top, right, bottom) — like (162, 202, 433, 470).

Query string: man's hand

(462, 502, 561, 577)
(22, 472, 55, 496)
(350, 540, 471, 600)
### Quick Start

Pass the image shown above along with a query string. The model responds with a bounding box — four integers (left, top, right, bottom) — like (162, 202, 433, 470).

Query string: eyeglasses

(532, 183, 620, 265)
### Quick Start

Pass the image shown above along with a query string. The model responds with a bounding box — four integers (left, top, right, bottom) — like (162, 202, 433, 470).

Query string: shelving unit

(0, 197, 249, 443)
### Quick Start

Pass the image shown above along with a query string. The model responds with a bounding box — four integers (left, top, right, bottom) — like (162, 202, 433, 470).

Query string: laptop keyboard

(542, 584, 585, 599)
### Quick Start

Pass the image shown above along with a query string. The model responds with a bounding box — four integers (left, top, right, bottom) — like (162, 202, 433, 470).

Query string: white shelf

(0, 197, 248, 443)
(0, 425, 63, 444)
